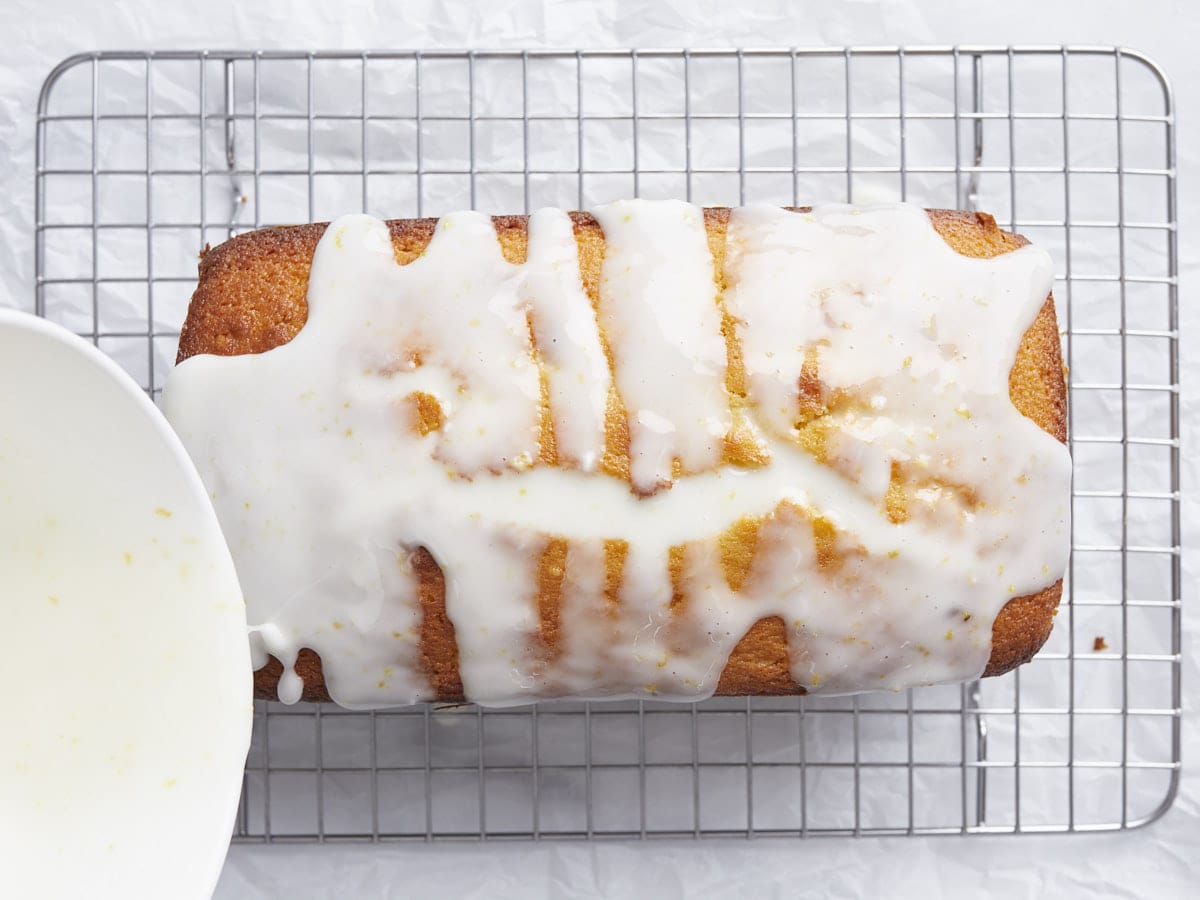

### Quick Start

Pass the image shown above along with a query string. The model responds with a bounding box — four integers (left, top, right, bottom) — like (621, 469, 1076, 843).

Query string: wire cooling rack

(34, 47, 1181, 839)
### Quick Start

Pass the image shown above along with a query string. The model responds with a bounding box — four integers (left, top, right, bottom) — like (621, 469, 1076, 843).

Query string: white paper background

(0, 0, 1196, 897)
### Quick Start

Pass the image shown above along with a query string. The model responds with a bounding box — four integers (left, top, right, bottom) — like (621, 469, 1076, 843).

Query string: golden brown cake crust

(177, 208, 1068, 703)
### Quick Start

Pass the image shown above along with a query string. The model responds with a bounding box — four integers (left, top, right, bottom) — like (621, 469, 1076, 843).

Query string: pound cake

(164, 201, 1071, 708)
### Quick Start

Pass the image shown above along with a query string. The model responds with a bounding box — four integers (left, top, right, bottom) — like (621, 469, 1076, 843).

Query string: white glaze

(0, 310, 251, 899)
(592, 200, 730, 492)
(523, 207, 611, 471)
(163, 201, 1071, 708)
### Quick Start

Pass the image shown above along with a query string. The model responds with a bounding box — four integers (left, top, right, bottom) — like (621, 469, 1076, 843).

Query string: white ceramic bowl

(0, 310, 251, 900)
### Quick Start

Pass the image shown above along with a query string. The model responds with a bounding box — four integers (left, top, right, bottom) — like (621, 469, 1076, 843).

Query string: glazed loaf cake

(165, 202, 1070, 707)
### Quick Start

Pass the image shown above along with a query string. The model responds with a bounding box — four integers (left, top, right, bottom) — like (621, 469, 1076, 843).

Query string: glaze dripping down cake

(163, 201, 1071, 708)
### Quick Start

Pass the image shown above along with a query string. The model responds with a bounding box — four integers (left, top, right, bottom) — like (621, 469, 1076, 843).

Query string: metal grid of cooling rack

(34, 46, 1181, 839)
